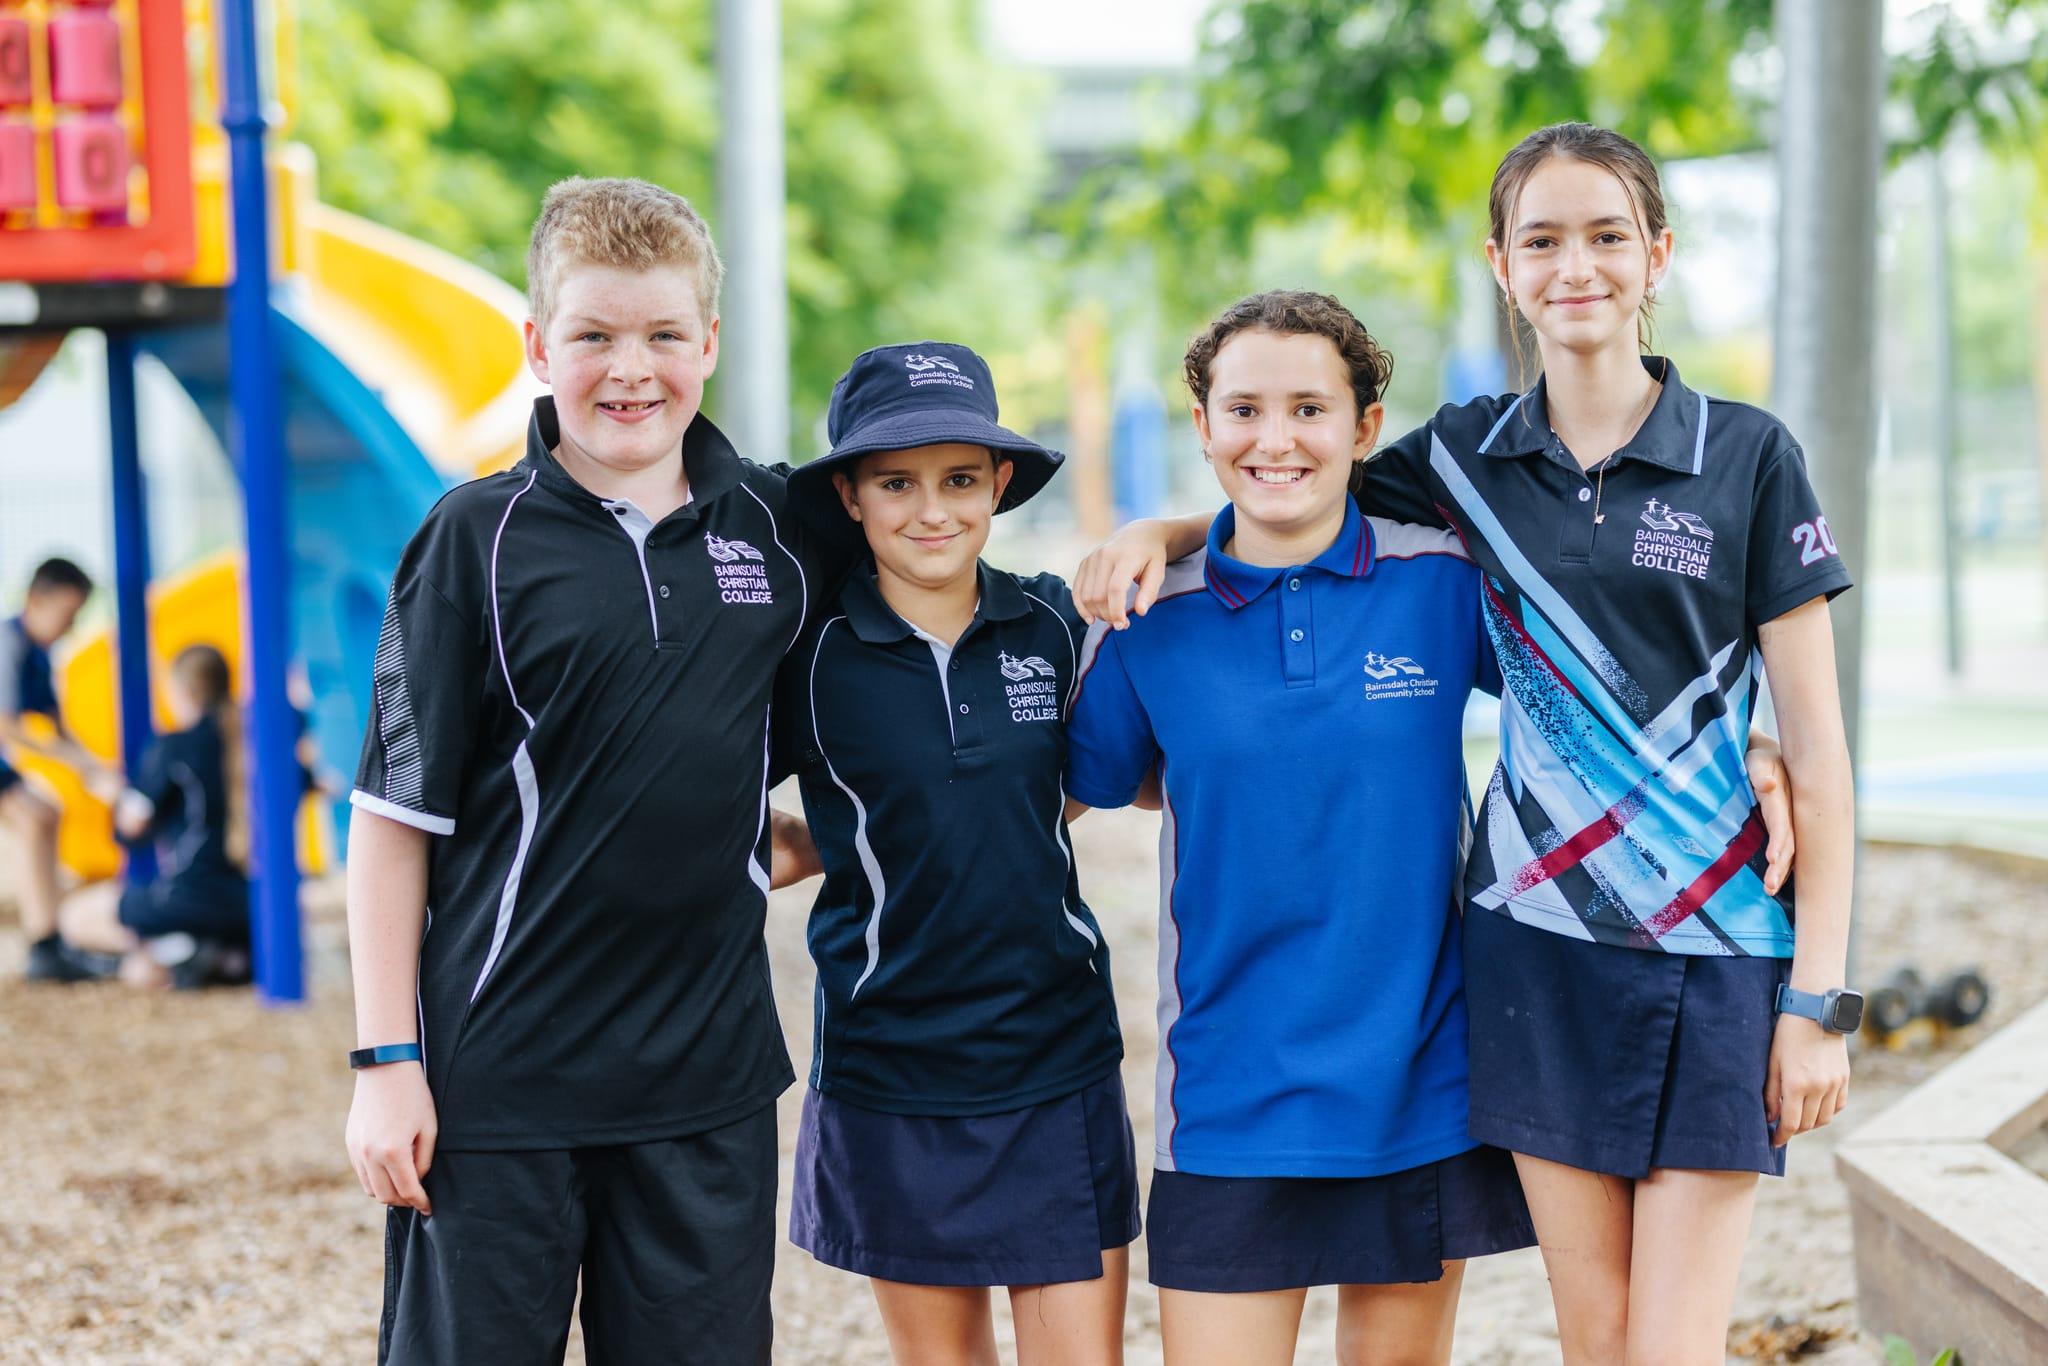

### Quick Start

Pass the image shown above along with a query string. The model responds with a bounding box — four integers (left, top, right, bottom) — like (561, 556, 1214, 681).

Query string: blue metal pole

(221, 0, 302, 1003)
(105, 330, 157, 885)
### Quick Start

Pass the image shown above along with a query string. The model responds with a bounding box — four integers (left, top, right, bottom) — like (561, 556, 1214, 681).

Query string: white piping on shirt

(811, 619, 889, 999)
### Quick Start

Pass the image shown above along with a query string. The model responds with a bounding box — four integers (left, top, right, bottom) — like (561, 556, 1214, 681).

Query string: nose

(1256, 412, 1295, 457)
(1557, 238, 1595, 284)
(914, 484, 950, 525)
(608, 338, 654, 384)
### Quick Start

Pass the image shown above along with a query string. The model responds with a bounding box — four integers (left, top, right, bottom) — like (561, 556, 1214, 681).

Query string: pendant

(1594, 514, 1605, 525)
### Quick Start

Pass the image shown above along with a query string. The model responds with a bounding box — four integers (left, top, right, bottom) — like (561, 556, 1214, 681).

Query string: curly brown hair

(1183, 291, 1393, 418)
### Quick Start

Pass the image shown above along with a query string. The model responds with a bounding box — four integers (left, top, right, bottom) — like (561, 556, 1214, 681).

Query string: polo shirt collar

(1481, 357, 1707, 475)
(1203, 500, 1375, 610)
(521, 395, 744, 510)
(840, 560, 1030, 644)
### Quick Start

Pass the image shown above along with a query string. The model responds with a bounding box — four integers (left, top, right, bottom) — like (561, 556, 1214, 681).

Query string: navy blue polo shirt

(1357, 358, 1853, 958)
(351, 396, 844, 1149)
(772, 564, 1121, 1117)
(1066, 504, 1491, 1178)
(1, 615, 59, 722)
(123, 713, 246, 905)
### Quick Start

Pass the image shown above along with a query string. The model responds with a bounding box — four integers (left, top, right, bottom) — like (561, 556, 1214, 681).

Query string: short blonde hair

(526, 177, 725, 329)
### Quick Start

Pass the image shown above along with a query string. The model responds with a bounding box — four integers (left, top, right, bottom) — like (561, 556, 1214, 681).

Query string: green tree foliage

(1085, 0, 2046, 311)
(293, 0, 1043, 441)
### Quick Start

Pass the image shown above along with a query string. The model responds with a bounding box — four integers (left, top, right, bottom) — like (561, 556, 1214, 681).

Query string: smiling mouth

(1248, 468, 1306, 485)
(598, 400, 662, 412)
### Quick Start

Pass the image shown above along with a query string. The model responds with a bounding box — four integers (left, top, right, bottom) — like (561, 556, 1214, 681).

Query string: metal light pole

(1772, 0, 1884, 765)
(716, 0, 790, 464)
(221, 0, 302, 1003)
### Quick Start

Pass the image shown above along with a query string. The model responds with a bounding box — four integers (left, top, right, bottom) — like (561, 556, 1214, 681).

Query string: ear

(1353, 401, 1385, 463)
(700, 313, 721, 380)
(1483, 239, 1511, 301)
(523, 317, 551, 385)
(1645, 228, 1675, 293)
(989, 455, 1016, 507)
(831, 470, 862, 522)
(1190, 400, 1212, 457)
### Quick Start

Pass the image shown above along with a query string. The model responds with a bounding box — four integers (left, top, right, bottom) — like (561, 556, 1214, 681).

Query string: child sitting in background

(57, 644, 251, 989)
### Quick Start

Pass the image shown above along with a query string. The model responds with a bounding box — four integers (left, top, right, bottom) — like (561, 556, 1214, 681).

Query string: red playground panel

(0, 0, 195, 282)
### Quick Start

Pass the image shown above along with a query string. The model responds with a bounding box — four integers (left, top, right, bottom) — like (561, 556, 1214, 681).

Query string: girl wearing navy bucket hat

(770, 341, 1138, 1363)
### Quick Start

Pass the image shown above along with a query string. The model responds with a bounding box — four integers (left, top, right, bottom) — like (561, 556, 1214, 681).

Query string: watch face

(1828, 991, 1865, 1034)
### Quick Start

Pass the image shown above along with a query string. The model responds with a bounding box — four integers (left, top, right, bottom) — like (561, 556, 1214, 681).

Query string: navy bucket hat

(787, 341, 1064, 539)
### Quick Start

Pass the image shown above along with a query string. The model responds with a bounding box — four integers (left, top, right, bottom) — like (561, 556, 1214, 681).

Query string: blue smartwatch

(348, 1042, 424, 1069)
(1774, 984, 1865, 1035)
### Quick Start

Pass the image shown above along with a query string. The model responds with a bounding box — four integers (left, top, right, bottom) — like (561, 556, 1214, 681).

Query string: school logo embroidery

(998, 651, 1057, 681)
(705, 533, 765, 563)
(1000, 652, 1060, 722)
(1362, 651, 1437, 701)
(1632, 498, 1714, 580)
(707, 535, 774, 604)
(903, 353, 975, 391)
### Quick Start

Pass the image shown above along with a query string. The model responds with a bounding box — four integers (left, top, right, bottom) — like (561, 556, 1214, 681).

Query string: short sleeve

(1064, 622, 1156, 809)
(350, 525, 487, 836)
(1747, 443, 1854, 628)
(768, 644, 816, 788)
(1354, 420, 1445, 527)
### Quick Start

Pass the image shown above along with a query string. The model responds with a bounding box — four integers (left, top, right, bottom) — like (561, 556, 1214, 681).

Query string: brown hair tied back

(1184, 290, 1393, 419)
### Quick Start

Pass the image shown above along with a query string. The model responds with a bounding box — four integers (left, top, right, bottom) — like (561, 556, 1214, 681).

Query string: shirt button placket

(1280, 572, 1314, 688)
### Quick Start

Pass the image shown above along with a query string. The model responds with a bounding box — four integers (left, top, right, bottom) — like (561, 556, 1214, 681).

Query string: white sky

(986, 0, 1212, 67)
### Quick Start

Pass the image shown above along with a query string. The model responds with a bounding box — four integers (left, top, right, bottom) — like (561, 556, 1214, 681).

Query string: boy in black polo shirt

(345, 178, 834, 1366)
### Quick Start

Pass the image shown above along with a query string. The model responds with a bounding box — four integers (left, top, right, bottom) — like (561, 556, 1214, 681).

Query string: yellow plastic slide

(21, 205, 533, 879)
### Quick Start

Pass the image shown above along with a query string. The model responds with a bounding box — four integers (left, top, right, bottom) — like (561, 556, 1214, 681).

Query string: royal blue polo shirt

(772, 564, 1121, 1116)
(1356, 358, 1853, 958)
(1066, 504, 1492, 1178)
(351, 396, 845, 1149)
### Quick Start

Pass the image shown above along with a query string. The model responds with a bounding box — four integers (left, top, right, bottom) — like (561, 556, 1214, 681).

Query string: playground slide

(26, 205, 535, 878)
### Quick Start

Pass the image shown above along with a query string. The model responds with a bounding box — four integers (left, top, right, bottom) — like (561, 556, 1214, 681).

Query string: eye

(1522, 236, 1555, 250)
(1595, 231, 1627, 246)
(945, 472, 979, 489)
(577, 331, 607, 343)
(1228, 404, 1256, 419)
(1294, 404, 1325, 419)
(652, 330, 683, 342)
(880, 477, 913, 493)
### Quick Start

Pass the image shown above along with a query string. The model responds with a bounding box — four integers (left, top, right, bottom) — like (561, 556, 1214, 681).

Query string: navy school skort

(790, 1067, 1140, 1287)
(1145, 1144, 1534, 1292)
(1463, 903, 1792, 1179)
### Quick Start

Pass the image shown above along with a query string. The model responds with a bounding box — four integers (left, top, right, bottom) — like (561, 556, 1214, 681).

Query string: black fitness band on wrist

(348, 1043, 423, 1069)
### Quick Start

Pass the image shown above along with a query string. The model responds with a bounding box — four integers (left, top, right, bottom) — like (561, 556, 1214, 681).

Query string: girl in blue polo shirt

(1064, 291, 1534, 1363)
(772, 342, 1135, 1365)
(1079, 123, 1850, 1364)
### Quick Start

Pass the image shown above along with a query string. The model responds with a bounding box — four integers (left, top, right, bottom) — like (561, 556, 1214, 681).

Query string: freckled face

(1488, 155, 1673, 359)
(833, 443, 1015, 594)
(524, 262, 719, 479)
(1192, 329, 1374, 544)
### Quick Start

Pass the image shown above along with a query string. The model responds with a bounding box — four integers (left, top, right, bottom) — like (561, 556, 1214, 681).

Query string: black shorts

(379, 1103, 778, 1366)
(1464, 904, 1791, 1178)
(118, 878, 249, 942)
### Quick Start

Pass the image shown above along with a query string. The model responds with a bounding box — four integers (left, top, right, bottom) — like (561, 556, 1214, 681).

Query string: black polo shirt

(1357, 359, 1853, 957)
(352, 397, 839, 1149)
(771, 565, 1122, 1116)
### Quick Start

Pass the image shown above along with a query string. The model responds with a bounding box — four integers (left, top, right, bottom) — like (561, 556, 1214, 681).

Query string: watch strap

(349, 1042, 423, 1070)
(1775, 983, 1827, 1021)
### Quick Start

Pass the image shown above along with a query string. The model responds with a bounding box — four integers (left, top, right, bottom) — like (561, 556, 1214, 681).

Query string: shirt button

(1289, 629, 1304, 642)
(1288, 578, 1301, 591)
(1577, 488, 1591, 503)
(658, 585, 670, 598)
(950, 660, 960, 671)
(958, 703, 969, 714)
(611, 505, 626, 515)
